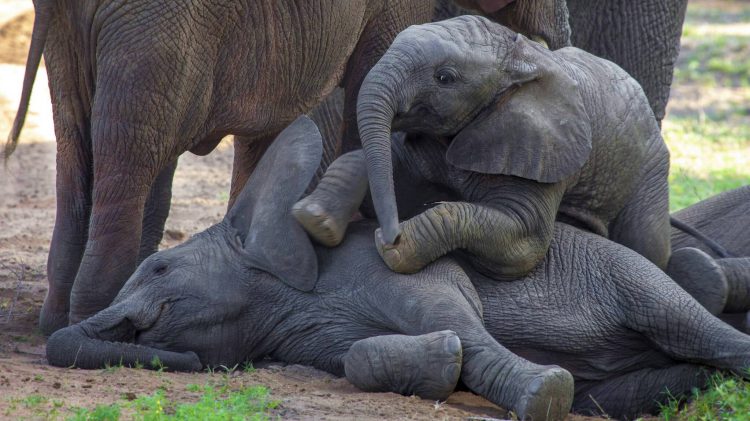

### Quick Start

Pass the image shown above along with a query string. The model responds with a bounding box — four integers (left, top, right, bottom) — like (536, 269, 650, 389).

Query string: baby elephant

(48, 118, 750, 420)
(341, 15, 673, 280)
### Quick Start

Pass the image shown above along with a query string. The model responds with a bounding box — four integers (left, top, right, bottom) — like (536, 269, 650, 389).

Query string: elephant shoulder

(556, 48, 647, 104)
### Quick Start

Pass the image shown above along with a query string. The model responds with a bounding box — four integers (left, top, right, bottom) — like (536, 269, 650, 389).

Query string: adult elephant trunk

(46, 300, 202, 371)
(357, 59, 408, 245)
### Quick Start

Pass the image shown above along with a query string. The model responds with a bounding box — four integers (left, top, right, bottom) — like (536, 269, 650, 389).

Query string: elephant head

(357, 16, 591, 244)
(452, 0, 571, 50)
(46, 116, 323, 370)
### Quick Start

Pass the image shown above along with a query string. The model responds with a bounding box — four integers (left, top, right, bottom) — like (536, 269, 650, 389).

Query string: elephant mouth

(133, 301, 172, 345)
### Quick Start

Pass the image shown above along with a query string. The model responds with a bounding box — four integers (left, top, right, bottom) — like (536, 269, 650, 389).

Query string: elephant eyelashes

(435, 68, 458, 85)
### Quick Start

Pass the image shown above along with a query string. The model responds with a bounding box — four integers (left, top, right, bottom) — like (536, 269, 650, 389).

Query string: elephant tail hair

(670, 216, 735, 258)
(4, 0, 54, 163)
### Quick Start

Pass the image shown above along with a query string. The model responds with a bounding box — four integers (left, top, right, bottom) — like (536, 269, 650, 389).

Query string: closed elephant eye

(435, 68, 458, 85)
(153, 264, 168, 276)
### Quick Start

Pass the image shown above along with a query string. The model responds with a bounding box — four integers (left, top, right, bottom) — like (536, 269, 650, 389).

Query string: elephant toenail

(444, 334, 462, 355)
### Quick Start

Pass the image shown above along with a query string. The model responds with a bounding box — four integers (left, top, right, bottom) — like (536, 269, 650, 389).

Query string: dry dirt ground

(0, 2, 725, 420)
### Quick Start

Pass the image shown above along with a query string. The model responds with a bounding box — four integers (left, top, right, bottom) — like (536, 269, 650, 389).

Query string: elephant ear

(446, 36, 592, 183)
(226, 115, 323, 291)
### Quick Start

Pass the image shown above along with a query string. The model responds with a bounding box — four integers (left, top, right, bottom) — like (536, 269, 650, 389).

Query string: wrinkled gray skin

(49, 120, 750, 420)
(668, 186, 750, 327)
(355, 16, 670, 280)
(566, 0, 687, 124)
(6, 0, 433, 334)
(437, 0, 687, 124)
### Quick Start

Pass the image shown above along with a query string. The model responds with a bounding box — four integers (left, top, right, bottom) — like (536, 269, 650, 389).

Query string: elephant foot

(39, 296, 69, 336)
(515, 367, 574, 421)
(374, 227, 432, 274)
(344, 331, 462, 401)
(667, 247, 728, 315)
(292, 197, 349, 247)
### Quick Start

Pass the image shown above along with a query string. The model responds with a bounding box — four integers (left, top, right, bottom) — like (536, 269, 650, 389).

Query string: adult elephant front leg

(68, 113, 169, 324)
(339, 0, 433, 152)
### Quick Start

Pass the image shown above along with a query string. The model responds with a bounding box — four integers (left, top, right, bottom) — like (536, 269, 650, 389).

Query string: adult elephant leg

(68, 116, 166, 324)
(137, 159, 178, 264)
(572, 364, 710, 419)
(293, 150, 368, 246)
(40, 121, 92, 335)
(344, 331, 462, 400)
(567, 0, 688, 124)
(307, 88, 345, 186)
(227, 135, 275, 212)
(339, 0, 433, 152)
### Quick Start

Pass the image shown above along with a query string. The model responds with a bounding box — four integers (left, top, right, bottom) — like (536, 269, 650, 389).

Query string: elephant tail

(670, 216, 734, 258)
(4, 0, 54, 162)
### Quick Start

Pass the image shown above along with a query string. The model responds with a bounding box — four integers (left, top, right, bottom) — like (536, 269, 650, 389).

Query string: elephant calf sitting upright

(318, 15, 674, 280)
(47, 117, 750, 420)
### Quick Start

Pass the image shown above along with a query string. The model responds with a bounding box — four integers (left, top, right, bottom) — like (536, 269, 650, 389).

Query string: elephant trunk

(357, 59, 408, 245)
(46, 301, 202, 371)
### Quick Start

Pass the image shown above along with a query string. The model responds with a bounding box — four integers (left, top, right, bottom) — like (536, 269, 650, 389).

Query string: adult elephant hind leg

(137, 159, 178, 264)
(572, 364, 710, 419)
(344, 331, 462, 400)
(339, 0, 433, 152)
(40, 124, 93, 335)
(293, 150, 368, 247)
(227, 135, 275, 212)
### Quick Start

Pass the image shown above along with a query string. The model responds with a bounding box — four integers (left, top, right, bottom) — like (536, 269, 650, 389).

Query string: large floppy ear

(226, 115, 323, 291)
(446, 35, 592, 183)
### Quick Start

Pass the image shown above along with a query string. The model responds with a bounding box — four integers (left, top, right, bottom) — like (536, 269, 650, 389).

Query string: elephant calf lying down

(48, 117, 750, 420)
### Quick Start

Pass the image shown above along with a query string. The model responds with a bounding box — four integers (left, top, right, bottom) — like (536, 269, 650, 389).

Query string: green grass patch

(685, 4, 750, 25)
(676, 1, 750, 88)
(69, 384, 278, 421)
(660, 373, 750, 420)
(663, 116, 750, 211)
(675, 32, 750, 87)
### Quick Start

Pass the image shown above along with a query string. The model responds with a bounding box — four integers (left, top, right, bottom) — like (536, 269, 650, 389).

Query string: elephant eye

(153, 264, 169, 276)
(435, 68, 458, 85)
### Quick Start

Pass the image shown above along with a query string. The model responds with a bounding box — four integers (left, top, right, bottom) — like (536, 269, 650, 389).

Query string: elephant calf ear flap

(446, 42, 592, 183)
(226, 115, 323, 291)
